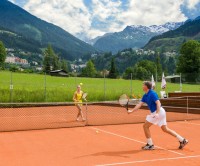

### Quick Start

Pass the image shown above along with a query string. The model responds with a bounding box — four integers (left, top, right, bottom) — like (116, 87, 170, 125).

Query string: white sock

(176, 135, 184, 142)
(147, 138, 153, 145)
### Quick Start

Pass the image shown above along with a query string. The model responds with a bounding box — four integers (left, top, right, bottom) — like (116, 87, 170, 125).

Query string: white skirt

(146, 107, 167, 127)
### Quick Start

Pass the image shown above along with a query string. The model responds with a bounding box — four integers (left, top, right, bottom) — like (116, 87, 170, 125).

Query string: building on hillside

(36, 67, 43, 71)
(71, 63, 86, 72)
(50, 70, 68, 77)
(163, 51, 177, 57)
(79, 64, 86, 68)
(5, 55, 29, 65)
(135, 49, 155, 55)
(5, 56, 15, 63)
(6, 48, 15, 52)
(91, 53, 98, 58)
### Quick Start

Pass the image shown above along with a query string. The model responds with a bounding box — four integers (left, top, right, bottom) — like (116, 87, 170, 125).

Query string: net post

(85, 101, 88, 126)
(186, 96, 189, 117)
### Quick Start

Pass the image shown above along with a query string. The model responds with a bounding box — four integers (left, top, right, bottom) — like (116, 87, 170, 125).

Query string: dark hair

(143, 81, 152, 89)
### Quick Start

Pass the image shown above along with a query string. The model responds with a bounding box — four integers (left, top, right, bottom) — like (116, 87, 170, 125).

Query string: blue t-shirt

(141, 89, 159, 113)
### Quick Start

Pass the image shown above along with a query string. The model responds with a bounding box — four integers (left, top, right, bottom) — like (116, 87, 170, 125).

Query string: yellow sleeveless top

(75, 91, 83, 102)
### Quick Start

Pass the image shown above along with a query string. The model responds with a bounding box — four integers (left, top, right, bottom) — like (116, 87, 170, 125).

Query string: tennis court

(0, 97, 200, 166)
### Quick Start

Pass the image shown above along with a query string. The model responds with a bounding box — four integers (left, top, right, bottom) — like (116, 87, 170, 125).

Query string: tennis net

(0, 96, 199, 132)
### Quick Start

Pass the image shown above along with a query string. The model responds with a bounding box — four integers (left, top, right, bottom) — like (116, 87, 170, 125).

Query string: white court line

(95, 155, 200, 166)
(91, 127, 185, 156)
(179, 121, 200, 126)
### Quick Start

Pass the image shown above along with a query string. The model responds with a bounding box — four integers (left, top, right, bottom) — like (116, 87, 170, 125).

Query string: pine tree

(52, 54, 60, 71)
(61, 60, 69, 72)
(43, 45, 51, 73)
(0, 41, 6, 69)
(81, 60, 97, 77)
(108, 58, 118, 78)
(155, 52, 162, 80)
(43, 44, 57, 73)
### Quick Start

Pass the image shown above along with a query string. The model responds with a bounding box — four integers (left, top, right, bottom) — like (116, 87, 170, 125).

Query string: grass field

(0, 71, 199, 102)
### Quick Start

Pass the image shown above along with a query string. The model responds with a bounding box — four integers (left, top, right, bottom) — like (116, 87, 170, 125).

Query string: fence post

(75, 73, 77, 86)
(9, 71, 13, 103)
(44, 73, 47, 102)
(130, 73, 133, 97)
(155, 66, 157, 92)
(104, 72, 106, 100)
(180, 73, 182, 92)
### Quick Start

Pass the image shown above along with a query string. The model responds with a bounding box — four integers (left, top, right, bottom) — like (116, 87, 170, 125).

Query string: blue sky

(9, 0, 200, 40)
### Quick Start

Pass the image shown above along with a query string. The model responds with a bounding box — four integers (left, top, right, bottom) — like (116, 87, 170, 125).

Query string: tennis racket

(118, 94, 130, 110)
(82, 93, 88, 101)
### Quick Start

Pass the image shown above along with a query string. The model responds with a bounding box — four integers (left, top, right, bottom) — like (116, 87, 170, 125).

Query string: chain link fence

(0, 71, 199, 103)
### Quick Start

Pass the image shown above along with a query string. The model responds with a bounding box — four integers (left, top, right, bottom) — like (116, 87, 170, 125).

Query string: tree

(61, 60, 69, 72)
(123, 67, 134, 79)
(155, 52, 162, 78)
(0, 41, 6, 69)
(52, 54, 60, 71)
(43, 44, 58, 73)
(108, 58, 118, 78)
(81, 60, 97, 77)
(134, 66, 149, 80)
(132, 60, 156, 80)
(167, 56, 176, 74)
(43, 47, 51, 73)
(177, 40, 200, 82)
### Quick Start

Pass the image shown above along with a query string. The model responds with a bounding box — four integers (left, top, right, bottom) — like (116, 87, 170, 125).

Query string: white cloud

(91, 0, 122, 21)
(87, 29, 106, 38)
(24, 0, 124, 39)
(89, 0, 125, 37)
(10, 0, 191, 40)
(117, 0, 187, 26)
(24, 0, 92, 37)
(9, 0, 15, 3)
(184, 0, 200, 9)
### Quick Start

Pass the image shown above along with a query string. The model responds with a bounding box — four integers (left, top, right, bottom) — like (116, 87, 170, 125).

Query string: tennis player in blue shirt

(128, 81, 188, 150)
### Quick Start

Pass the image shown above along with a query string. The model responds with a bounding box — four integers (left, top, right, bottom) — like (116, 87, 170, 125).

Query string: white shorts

(146, 107, 167, 127)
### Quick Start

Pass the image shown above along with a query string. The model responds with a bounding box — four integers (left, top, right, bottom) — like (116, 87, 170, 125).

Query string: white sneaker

(179, 139, 188, 149)
(128, 110, 133, 113)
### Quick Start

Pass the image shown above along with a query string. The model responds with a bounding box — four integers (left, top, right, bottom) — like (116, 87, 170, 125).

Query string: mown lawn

(0, 71, 199, 102)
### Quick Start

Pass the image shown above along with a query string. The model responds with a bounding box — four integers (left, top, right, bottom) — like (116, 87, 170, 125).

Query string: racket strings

(119, 94, 129, 106)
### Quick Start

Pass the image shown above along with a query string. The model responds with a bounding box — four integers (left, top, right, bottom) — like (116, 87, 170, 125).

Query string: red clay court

(0, 98, 200, 166)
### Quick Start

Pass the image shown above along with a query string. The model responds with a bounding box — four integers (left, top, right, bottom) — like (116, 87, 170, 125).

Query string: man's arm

(155, 100, 161, 114)
(128, 102, 144, 113)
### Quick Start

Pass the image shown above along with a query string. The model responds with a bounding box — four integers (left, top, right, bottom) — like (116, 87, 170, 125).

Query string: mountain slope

(0, 0, 96, 60)
(144, 17, 200, 51)
(93, 22, 183, 53)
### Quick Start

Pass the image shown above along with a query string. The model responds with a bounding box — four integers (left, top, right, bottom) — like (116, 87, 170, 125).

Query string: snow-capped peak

(126, 22, 184, 34)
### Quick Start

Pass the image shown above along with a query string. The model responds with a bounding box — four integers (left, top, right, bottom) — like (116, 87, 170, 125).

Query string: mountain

(93, 22, 183, 53)
(0, 0, 96, 60)
(86, 33, 113, 45)
(144, 16, 200, 52)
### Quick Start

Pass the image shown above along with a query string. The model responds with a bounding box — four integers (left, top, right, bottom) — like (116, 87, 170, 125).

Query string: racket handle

(126, 102, 128, 110)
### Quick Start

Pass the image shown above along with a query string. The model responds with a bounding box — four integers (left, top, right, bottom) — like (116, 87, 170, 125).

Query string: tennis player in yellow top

(73, 85, 85, 121)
